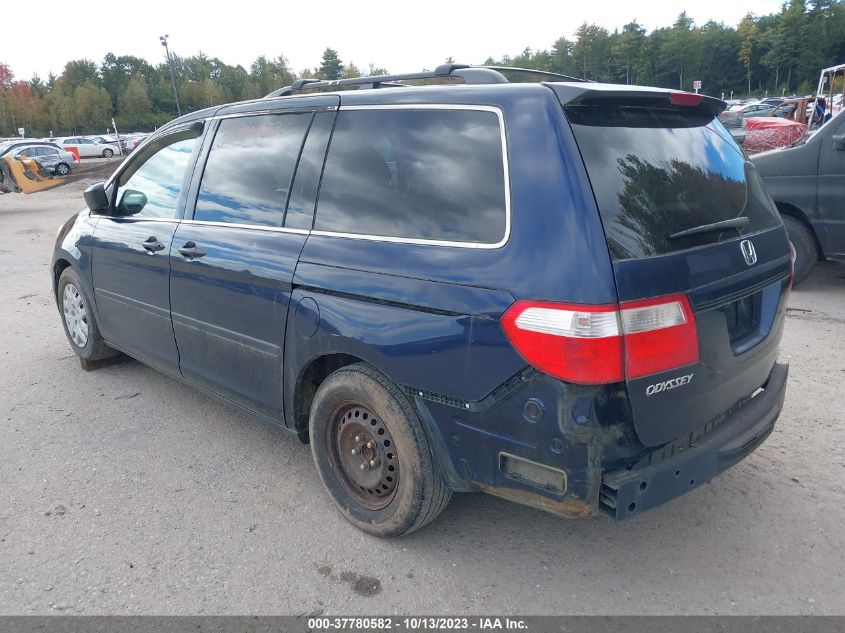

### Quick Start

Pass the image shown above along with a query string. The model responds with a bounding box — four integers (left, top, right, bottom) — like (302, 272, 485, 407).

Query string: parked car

(52, 65, 792, 536)
(119, 134, 147, 154)
(741, 102, 777, 117)
(0, 139, 63, 158)
(88, 135, 120, 146)
(56, 136, 119, 158)
(743, 116, 807, 154)
(717, 109, 747, 146)
(10, 145, 77, 175)
(751, 107, 845, 284)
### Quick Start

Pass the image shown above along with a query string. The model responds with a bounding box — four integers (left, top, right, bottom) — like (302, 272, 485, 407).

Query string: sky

(2, 0, 785, 81)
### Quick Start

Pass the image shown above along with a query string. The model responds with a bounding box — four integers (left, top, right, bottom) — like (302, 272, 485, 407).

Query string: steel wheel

(62, 283, 89, 348)
(327, 402, 399, 510)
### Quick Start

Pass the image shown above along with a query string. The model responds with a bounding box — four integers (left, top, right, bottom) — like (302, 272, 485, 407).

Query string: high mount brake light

(501, 294, 699, 385)
(670, 92, 704, 106)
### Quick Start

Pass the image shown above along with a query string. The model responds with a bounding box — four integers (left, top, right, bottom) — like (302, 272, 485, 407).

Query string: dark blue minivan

(53, 65, 792, 536)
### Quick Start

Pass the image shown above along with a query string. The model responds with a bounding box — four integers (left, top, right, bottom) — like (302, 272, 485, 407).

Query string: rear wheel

(309, 363, 450, 536)
(782, 215, 818, 286)
(55, 162, 70, 176)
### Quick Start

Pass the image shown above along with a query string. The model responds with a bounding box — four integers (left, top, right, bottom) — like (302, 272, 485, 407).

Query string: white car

(56, 136, 120, 158)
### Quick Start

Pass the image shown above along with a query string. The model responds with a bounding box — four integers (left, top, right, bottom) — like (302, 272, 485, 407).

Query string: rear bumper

(599, 361, 788, 520)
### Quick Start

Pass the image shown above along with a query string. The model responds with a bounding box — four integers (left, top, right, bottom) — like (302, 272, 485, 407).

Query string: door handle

(142, 236, 165, 253)
(178, 241, 206, 260)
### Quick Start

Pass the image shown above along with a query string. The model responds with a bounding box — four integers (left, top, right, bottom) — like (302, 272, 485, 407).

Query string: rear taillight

(501, 294, 699, 385)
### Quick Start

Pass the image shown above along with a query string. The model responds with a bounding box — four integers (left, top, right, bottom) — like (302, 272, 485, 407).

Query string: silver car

(11, 145, 77, 176)
(56, 136, 120, 158)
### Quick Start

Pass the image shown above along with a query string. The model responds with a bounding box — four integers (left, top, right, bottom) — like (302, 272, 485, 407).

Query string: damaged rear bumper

(599, 361, 789, 519)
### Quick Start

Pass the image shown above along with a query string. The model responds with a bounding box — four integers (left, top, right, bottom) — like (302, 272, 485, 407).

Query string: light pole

(159, 34, 182, 117)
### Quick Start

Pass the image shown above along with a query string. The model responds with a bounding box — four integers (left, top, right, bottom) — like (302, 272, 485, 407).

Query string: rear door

(169, 98, 337, 421)
(557, 88, 791, 446)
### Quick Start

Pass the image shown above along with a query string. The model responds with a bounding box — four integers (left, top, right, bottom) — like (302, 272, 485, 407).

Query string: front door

(169, 105, 336, 420)
(91, 126, 203, 372)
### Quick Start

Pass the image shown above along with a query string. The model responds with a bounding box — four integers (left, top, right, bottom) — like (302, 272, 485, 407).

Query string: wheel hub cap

(330, 404, 398, 510)
(62, 283, 89, 347)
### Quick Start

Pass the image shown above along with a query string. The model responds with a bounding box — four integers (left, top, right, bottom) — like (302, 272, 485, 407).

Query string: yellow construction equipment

(0, 155, 117, 195)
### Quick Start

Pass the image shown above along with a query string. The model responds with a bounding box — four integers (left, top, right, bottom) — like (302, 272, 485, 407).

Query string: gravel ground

(1, 181, 844, 615)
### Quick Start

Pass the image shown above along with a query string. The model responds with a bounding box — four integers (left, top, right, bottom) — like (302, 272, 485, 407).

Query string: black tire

(55, 162, 70, 176)
(102, 148, 114, 158)
(309, 363, 451, 537)
(57, 267, 115, 362)
(782, 215, 818, 286)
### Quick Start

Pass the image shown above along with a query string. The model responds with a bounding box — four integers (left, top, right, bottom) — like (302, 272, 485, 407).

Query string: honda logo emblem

(740, 239, 757, 266)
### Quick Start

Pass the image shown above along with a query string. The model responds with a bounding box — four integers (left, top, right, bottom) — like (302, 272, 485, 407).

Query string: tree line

(1, 0, 842, 138)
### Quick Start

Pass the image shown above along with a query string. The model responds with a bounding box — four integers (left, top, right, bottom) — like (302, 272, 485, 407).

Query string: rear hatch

(552, 85, 791, 446)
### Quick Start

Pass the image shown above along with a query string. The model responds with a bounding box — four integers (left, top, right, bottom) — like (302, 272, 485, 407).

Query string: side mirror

(832, 134, 845, 152)
(83, 181, 110, 214)
(117, 189, 148, 215)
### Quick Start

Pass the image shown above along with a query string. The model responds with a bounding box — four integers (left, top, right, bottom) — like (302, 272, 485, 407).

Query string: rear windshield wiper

(668, 216, 749, 240)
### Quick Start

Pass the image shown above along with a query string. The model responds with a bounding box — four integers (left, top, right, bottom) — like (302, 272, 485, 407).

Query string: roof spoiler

(546, 83, 726, 117)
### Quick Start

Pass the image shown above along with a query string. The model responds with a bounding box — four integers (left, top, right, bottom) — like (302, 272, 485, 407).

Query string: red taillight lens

(501, 294, 699, 385)
(619, 295, 698, 379)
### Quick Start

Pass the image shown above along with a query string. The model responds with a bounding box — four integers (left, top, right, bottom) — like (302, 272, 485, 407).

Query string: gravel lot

(1, 181, 844, 615)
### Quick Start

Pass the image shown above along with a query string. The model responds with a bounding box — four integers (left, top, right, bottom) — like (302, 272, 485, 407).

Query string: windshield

(566, 104, 782, 260)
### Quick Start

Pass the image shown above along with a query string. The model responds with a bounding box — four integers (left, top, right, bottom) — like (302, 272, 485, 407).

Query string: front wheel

(102, 148, 114, 158)
(58, 267, 115, 362)
(309, 363, 451, 536)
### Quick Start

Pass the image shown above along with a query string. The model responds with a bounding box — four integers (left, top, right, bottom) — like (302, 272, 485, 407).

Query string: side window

(193, 112, 312, 227)
(114, 128, 201, 219)
(285, 112, 335, 230)
(314, 109, 508, 244)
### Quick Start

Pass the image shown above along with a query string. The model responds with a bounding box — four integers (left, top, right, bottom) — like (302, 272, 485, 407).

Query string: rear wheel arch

(292, 353, 365, 437)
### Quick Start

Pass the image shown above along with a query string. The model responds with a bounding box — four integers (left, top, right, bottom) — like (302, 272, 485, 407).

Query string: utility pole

(160, 34, 182, 117)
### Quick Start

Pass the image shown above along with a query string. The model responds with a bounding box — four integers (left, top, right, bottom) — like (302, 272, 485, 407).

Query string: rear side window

(314, 108, 507, 244)
(566, 105, 781, 260)
(194, 113, 312, 228)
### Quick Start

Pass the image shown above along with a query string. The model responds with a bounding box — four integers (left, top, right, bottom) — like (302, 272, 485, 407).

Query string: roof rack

(264, 63, 589, 98)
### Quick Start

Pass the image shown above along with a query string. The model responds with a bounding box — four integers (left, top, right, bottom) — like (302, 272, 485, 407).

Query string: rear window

(566, 105, 781, 260)
(314, 108, 507, 244)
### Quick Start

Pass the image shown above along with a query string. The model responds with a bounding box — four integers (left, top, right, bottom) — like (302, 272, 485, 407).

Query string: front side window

(314, 108, 508, 244)
(193, 112, 312, 227)
(114, 128, 201, 219)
